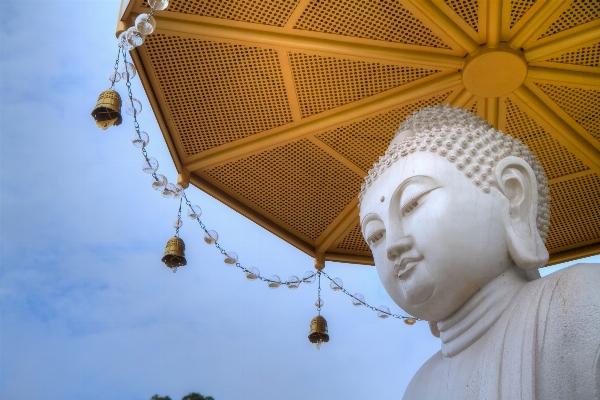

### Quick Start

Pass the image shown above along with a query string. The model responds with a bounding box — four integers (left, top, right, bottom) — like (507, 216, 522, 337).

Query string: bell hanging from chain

(161, 236, 187, 271)
(308, 315, 329, 349)
(91, 89, 123, 130)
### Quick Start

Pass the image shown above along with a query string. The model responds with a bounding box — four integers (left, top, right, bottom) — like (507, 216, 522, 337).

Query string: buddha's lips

(394, 256, 423, 278)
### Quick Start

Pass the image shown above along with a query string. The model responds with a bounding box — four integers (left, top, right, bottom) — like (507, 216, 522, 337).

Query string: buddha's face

(360, 150, 513, 322)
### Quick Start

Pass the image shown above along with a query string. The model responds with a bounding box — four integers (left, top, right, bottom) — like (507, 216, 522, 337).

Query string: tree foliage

(150, 393, 213, 400)
(182, 393, 214, 400)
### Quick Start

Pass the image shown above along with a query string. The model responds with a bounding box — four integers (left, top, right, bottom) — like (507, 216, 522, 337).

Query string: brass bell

(404, 317, 417, 325)
(161, 236, 187, 270)
(91, 89, 123, 130)
(308, 315, 329, 346)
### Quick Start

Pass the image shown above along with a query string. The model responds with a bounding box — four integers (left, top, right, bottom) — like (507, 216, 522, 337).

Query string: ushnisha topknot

(358, 104, 551, 242)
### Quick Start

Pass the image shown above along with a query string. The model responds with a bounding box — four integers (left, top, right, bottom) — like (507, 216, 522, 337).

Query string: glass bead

(377, 306, 390, 319)
(118, 31, 134, 51)
(148, 0, 169, 10)
(126, 27, 144, 49)
(404, 318, 416, 325)
(162, 183, 177, 198)
(203, 230, 218, 244)
(223, 252, 238, 265)
(330, 277, 343, 291)
(187, 205, 201, 220)
(131, 131, 149, 148)
(267, 275, 281, 289)
(352, 293, 364, 306)
(124, 98, 142, 116)
(120, 61, 137, 80)
(152, 174, 167, 191)
(302, 270, 316, 284)
(286, 276, 300, 289)
(135, 13, 157, 35)
(245, 267, 260, 280)
(142, 157, 158, 174)
(315, 298, 324, 308)
(173, 219, 182, 229)
(171, 184, 183, 199)
(109, 70, 121, 83)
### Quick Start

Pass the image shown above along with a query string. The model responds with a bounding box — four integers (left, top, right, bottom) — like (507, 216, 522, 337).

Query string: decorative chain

(110, 49, 121, 90)
(111, 28, 420, 324)
(320, 270, 418, 321)
(121, 48, 158, 182)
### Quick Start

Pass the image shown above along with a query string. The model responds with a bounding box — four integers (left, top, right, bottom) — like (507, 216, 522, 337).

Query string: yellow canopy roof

(118, 0, 600, 266)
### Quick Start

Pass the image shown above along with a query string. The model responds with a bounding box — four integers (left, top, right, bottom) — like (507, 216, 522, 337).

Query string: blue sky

(1, 2, 598, 399)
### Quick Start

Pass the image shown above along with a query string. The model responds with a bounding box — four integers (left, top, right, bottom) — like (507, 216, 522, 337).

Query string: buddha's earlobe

(494, 156, 548, 270)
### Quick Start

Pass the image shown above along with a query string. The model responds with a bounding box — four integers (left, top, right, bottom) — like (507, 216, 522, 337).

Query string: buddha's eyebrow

(391, 175, 439, 207)
(392, 175, 427, 199)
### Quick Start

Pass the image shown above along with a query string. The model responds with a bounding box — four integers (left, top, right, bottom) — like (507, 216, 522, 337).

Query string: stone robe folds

(404, 264, 600, 399)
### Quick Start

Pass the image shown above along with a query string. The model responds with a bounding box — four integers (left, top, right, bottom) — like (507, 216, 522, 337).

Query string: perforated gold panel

(546, 173, 600, 251)
(546, 41, 600, 67)
(503, 97, 589, 179)
(204, 139, 362, 241)
(293, 0, 451, 48)
(335, 223, 370, 254)
(445, 0, 479, 32)
(510, 0, 538, 29)
(124, 0, 600, 265)
(534, 83, 600, 141)
(288, 53, 440, 118)
(470, 98, 478, 114)
(142, 0, 300, 26)
(143, 34, 293, 156)
(538, 0, 600, 39)
(316, 92, 452, 171)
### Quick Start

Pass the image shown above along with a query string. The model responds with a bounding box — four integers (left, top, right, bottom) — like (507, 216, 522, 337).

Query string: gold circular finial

(462, 43, 527, 97)
(314, 253, 325, 271)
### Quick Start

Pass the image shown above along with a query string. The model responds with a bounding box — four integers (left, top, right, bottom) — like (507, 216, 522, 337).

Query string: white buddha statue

(358, 104, 600, 399)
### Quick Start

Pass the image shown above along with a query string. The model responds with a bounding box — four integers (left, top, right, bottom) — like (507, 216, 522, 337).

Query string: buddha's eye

(363, 219, 385, 246)
(402, 200, 419, 215)
(401, 186, 440, 216)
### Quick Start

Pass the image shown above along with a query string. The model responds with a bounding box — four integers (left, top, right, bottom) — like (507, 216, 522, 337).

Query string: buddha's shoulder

(403, 351, 445, 400)
(525, 263, 600, 397)
(526, 263, 600, 307)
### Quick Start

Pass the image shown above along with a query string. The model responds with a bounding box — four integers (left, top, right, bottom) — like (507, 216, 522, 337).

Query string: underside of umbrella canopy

(117, 0, 600, 267)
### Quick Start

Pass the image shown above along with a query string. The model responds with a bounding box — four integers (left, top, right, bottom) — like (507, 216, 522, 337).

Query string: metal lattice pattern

(293, 0, 451, 48)
(510, 0, 538, 28)
(445, 0, 479, 32)
(546, 41, 600, 67)
(470, 99, 478, 114)
(534, 83, 600, 141)
(316, 92, 452, 171)
(125, 0, 600, 264)
(546, 173, 600, 250)
(503, 97, 589, 179)
(335, 223, 370, 253)
(142, 0, 300, 26)
(539, 0, 600, 39)
(204, 139, 362, 241)
(143, 35, 293, 156)
(288, 53, 441, 118)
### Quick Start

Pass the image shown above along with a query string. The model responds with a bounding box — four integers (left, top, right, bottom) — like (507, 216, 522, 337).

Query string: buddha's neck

(437, 267, 528, 358)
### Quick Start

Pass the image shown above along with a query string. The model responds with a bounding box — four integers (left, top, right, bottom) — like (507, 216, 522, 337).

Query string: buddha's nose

(387, 236, 413, 261)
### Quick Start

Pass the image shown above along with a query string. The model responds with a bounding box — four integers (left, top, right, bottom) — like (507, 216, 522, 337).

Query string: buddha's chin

(399, 263, 435, 305)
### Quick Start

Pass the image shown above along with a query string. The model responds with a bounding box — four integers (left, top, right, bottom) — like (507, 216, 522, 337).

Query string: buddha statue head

(358, 104, 550, 323)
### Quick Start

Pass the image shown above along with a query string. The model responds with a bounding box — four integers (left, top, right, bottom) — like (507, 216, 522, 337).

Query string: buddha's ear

(494, 156, 548, 270)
